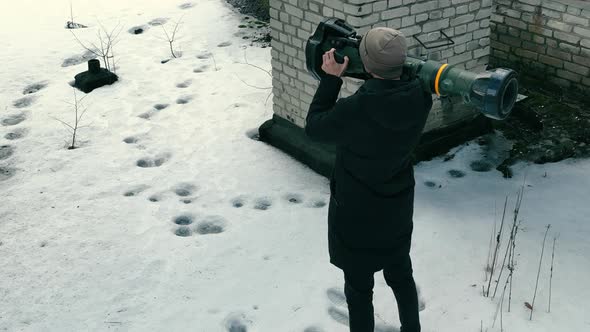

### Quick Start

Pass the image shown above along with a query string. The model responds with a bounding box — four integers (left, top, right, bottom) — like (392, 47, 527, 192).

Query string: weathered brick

(457, 5, 469, 15)
(451, 14, 475, 26)
(410, 1, 439, 15)
(556, 69, 582, 82)
(546, 38, 558, 48)
(541, 8, 563, 19)
(285, 4, 304, 18)
(348, 13, 379, 26)
(334, 11, 346, 20)
(324, 0, 344, 11)
(400, 25, 422, 36)
(505, 17, 527, 30)
(581, 39, 590, 49)
(444, 7, 456, 18)
(454, 43, 467, 54)
(469, 2, 481, 12)
(382, 7, 410, 19)
(515, 48, 539, 60)
(547, 20, 572, 32)
(513, 3, 537, 12)
(386, 18, 402, 29)
(476, 7, 493, 20)
(539, 55, 563, 68)
(270, 18, 283, 31)
(455, 24, 468, 35)
(388, 0, 403, 8)
(529, 25, 553, 37)
(423, 18, 450, 33)
(520, 0, 541, 6)
(533, 34, 545, 44)
(480, 20, 490, 28)
(522, 41, 546, 53)
(554, 31, 581, 44)
(448, 51, 473, 65)
(402, 15, 416, 27)
(416, 13, 429, 23)
(322, 6, 334, 17)
(499, 35, 522, 47)
(547, 47, 572, 61)
(573, 55, 590, 67)
(508, 27, 521, 38)
(474, 46, 490, 58)
(491, 13, 504, 23)
(374, 0, 388, 11)
(521, 31, 533, 41)
(564, 62, 590, 76)
(451, 0, 471, 4)
(466, 40, 480, 51)
(492, 49, 508, 60)
(567, 7, 582, 16)
(549, 77, 571, 88)
(498, 7, 521, 19)
(574, 26, 590, 39)
(563, 14, 589, 26)
(269, 0, 282, 9)
(541, 1, 567, 12)
(582, 77, 590, 87)
(473, 28, 489, 40)
(270, 8, 279, 19)
(430, 10, 443, 20)
(304, 12, 323, 24)
(309, 2, 319, 13)
(343, 3, 372, 16)
(467, 22, 479, 32)
(479, 37, 490, 47)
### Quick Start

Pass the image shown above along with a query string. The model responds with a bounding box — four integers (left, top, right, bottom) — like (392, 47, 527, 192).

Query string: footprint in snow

(148, 18, 169, 26)
(179, 2, 195, 9)
(62, 50, 96, 67)
(0, 167, 17, 182)
(153, 103, 169, 111)
(424, 181, 440, 188)
(129, 25, 148, 35)
(195, 216, 227, 235)
(448, 169, 466, 178)
(326, 288, 346, 307)
(328, 306, 349, 326)
(176, 80, 192, 88)
(172, 183, 197, 197)
(1, 113, 27, 126)
(470, 160, 493, 172)
(123, 185, 150, 197)
(123, 136, 139, 144)
(196, 51, 212, 59)
(311, 199, 327, 208)
(174, 227, 192, 237)
(148, 194, 162, 202)
(253, 197, 272, 210)
(136, 153, 170, 168)
(13, 96, 36, 109)
(303, 327, 325, 332)
(231, 196, 247, 208)
(218, 41, 232, 47)
(4, 128, 28, 140)
(176, 96, 192, 104)
(23, 82, 48, 95)
(138, 112, 154, 120)
(193, 65, 209, 73)
(0, 145, 15, 161)
(285, 193, 304, 204)
(224, 313, 249, 332)
(173, 215, 194, 225)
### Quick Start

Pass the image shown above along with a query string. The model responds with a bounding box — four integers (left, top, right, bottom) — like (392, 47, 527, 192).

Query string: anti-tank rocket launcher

(305, 18, 519, 120)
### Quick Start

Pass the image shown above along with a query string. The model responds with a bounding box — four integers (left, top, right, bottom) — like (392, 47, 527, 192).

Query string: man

(305, 27, 433, 332)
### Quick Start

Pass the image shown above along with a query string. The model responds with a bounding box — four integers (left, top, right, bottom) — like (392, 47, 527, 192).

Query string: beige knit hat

(360, 27, 407, 79)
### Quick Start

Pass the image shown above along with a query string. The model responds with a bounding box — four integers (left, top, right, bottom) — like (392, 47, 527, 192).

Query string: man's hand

(321, 48, 349, 78)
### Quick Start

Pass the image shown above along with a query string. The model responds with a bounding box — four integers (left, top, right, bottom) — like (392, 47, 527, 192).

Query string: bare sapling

(484, 202, 498, 285)
(161, 16, 184, 58)
(485, 196, 508, 297)
(530, 224, 551, 320)
(52, 89, 91, 149)
(71, 22, 122, 72)
(548, 235, 557, 313)
(235, 51, 274, 106)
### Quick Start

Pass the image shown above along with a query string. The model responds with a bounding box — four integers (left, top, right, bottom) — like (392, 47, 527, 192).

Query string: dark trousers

(343, 252, 420, 332)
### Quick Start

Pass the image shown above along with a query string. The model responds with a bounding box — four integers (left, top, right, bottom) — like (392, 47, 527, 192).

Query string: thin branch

(531, 224, 551, 320)
(548, 235, 558, 313)
(234, 74, 272, 90)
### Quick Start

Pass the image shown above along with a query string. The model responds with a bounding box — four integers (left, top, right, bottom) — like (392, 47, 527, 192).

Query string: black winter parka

(305, 75, 433, 271)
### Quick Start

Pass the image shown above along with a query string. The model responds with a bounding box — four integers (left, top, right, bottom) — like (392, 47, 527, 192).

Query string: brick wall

(490, 0, 590, 94)
(270, 0, 494, 131)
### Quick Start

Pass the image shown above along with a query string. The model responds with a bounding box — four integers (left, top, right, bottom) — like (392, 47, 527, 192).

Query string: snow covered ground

(1, 1, 589, 331)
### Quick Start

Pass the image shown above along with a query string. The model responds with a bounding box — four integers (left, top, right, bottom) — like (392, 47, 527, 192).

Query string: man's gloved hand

(321, 48, 349, 78)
